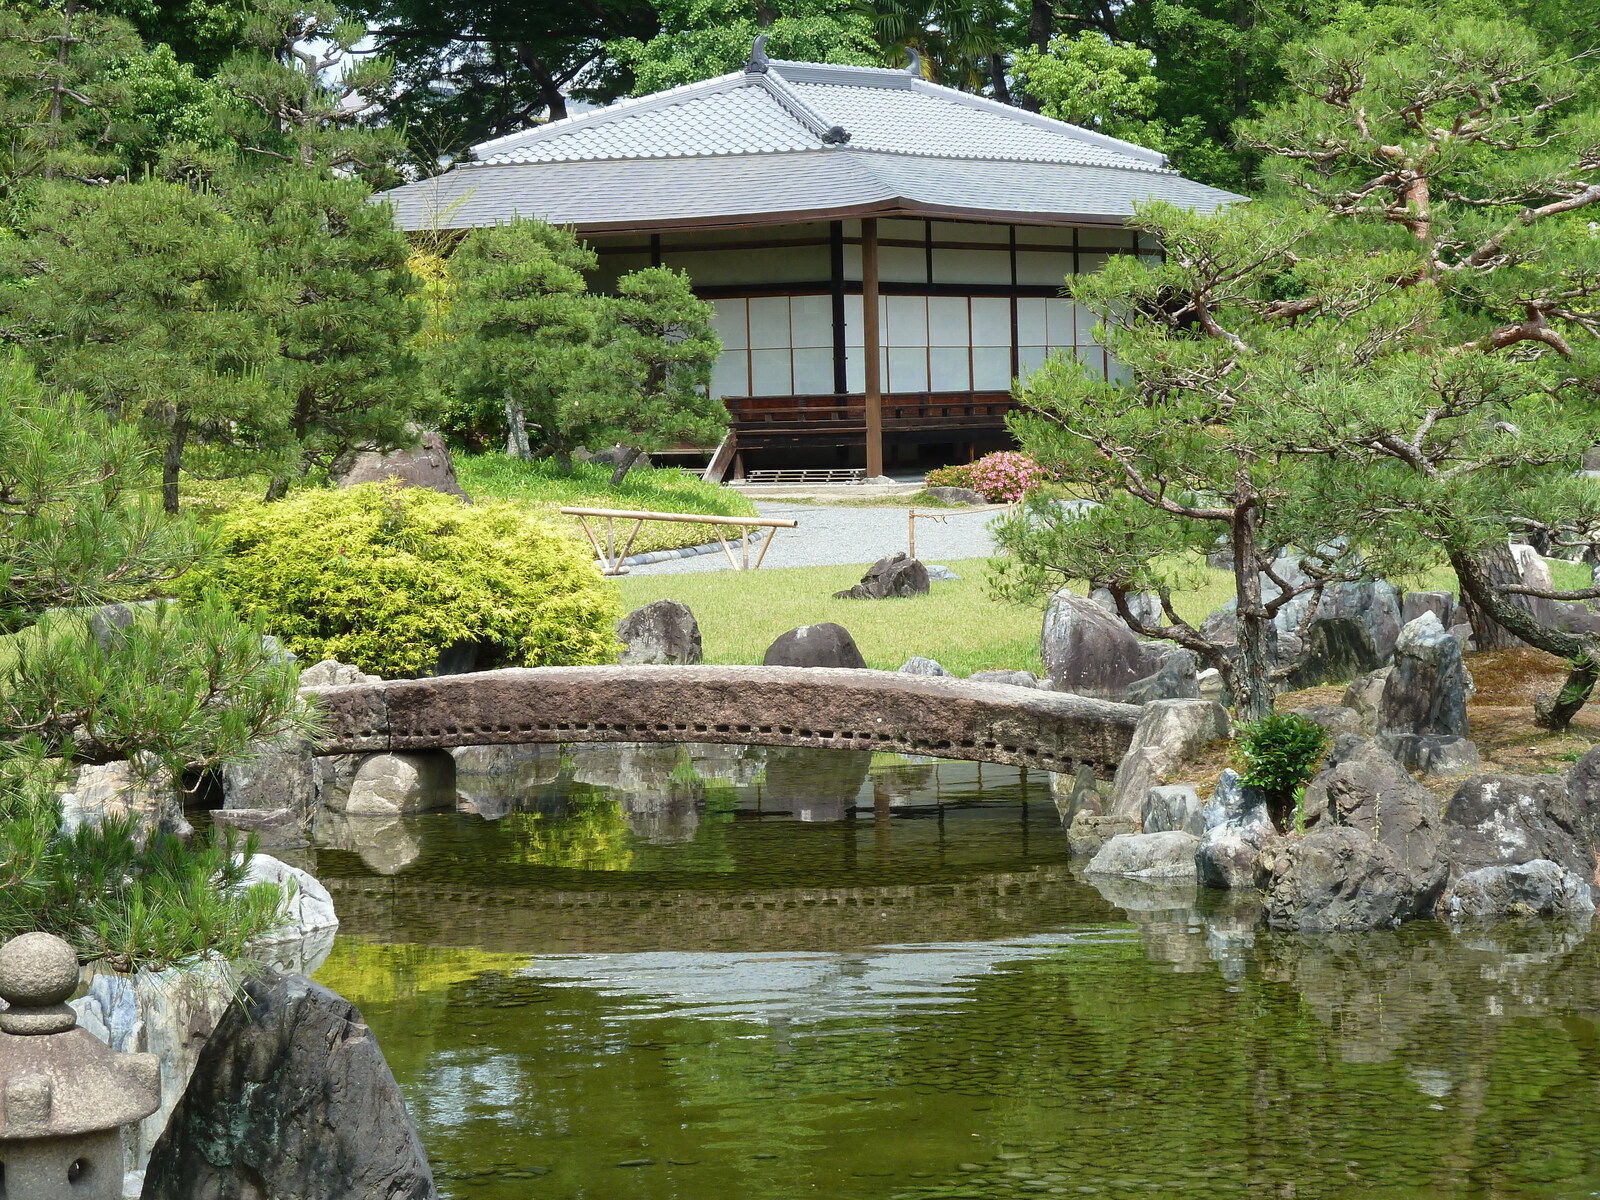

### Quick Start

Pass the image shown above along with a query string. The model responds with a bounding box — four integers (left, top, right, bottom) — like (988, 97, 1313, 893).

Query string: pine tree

(0, 357, 311, 968)
(599, 266, 726, 486)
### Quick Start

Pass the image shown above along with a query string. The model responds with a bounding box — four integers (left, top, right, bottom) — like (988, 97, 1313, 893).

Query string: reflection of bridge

(321, 865, 1118, 954)
(310, 666, 1140, 776)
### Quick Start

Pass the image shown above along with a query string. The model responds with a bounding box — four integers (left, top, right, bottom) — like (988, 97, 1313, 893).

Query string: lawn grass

(614, 556, 1244, 675)
(613, 553, 1594, 677)
(456, 455, 758, 554)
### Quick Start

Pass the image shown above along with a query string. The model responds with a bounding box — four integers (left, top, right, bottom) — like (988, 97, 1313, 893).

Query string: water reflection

(311, 744, 1600, 1200)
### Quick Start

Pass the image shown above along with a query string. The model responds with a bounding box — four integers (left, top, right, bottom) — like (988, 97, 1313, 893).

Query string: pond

(309, 744, 1600, 1200)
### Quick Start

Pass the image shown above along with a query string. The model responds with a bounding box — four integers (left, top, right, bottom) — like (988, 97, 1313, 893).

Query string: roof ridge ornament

(905, 48, 922, 77)
(748, 53, 852, 145)
(745, 33, 770, 74)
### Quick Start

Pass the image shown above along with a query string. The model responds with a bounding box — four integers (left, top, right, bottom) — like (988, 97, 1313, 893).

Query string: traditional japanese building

(381, 40, 1238, 478)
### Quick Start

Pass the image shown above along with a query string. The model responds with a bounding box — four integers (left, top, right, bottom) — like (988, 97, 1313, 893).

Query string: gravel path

(626, 503, 1004, 574)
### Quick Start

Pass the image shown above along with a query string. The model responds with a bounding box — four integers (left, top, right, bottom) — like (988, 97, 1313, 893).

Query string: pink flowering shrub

(926, 451, 1049, 503)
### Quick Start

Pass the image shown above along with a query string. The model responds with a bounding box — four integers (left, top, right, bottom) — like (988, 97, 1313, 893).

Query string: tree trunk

(608, 446, 643, 487)
(1451, 545, 1600, 729)
(264, 476, 288, 502)
(1458, 542, 1528, 651)
(504, 398, 531, 460)
(989, 54, 1012, 106)
(1230, 504, 1276, 723)
(162, 408, 189, 515)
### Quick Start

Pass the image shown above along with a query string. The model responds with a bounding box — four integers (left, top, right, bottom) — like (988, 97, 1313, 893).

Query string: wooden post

(862, 217, 884, 480)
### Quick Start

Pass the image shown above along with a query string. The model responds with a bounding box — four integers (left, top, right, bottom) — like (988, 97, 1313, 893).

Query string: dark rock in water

(335, 431, 467, 501)
(1124, 647, 1200, 705)
(1401, 590, 1455, 629)
(1284, 617, 1382, 690)
(1439, 774, 1598, 886)
(833, 553, 930, 600)
(1378, 613, 1470, 739)
(617, 599, 703, 665)
(1263, 741, 1447, 929)
(762, 622, 866, 669)
(1262, 825, 1440, 931)
(1438, 859, 1594, 921)
(924, 485, 987, 506)
(1041, 590, 1158, 700)
(142, 972, 436, 1200)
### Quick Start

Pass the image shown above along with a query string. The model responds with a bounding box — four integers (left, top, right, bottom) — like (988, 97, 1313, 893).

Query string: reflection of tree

(504, 794, 636, 873)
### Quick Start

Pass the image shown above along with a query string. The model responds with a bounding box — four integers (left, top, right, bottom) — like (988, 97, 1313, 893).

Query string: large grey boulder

(1041, 589, 1157, 700)
(1341, 667, 1391, 735)
(1438, 774, 1599, 886)
(141, 973, 436, 1200)
(1377, 613, 1470, 739)
(334, 430, 466, 501)
(833, 552, 930, 600)
(1283, 617, 1383, 690)
(1262, 826, 1439, 932)
(1055, 763, 1104, 825)
(222, 736, 318, 845)
(1438, 859, 1594, 921)
(1560, 746, 1600, 869)
(1402, 590, 1456, 628)
(60, 759, 190, 841)
(1142, 784, 1206, 836)
(1107, 699, 1230, 818)
(1067, 812, 1137, 856)
(1124, 647, 1200, 705)
(762, 622, 867, 669)
(1089, 587, 1163, 633)
(898, 656, 951, 676)
(1201, 559, 1401, 670)
(1196, 770, 1278, 891)
(241, 854, 339, 976)
(1086, 831, 1201, 879)
(968, 669, 1041, 689)
(617, 599, 703, 665)
(924, 485, 987, 506)
(1382, 733, 1480, 776)
(298, 658, 381, 689)
(1262, 742, 1447, 929)
(341, 751, 456, 816)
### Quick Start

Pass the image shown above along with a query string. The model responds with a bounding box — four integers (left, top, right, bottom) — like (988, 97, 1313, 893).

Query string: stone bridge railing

(309, 665, 1140, 776)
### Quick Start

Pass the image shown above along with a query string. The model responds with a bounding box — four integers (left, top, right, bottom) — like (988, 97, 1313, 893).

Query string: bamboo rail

(560, 506, 799, 575)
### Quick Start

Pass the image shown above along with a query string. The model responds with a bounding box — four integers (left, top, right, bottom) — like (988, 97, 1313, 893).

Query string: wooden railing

(725, 391, 1016, 434)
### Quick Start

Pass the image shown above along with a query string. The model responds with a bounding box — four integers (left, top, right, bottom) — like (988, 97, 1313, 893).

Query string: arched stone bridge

(310, 665, 1140, 776)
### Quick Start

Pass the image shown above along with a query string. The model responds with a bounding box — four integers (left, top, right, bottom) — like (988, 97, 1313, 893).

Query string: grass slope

(456, 456, 759, 555)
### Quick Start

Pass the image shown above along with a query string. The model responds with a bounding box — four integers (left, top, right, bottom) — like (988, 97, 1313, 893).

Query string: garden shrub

(926, 451, 1050, 502)
(191, 482, 622, 677)
(1237, 712, 1330, 831)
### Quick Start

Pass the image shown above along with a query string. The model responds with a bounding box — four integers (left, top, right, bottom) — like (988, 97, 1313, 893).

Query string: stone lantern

(0, 933, 160, 1200)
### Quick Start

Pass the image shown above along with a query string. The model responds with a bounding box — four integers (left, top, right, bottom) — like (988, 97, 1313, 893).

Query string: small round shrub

(1237, 712, 1330, 831)
(190, 482, 622, 677)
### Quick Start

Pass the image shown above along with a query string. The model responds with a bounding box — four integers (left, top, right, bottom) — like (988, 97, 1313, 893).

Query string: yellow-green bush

(191, 482, 621, 677)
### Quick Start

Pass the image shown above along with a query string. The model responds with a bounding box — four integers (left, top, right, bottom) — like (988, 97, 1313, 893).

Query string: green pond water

(308, 745, 1600, 1200)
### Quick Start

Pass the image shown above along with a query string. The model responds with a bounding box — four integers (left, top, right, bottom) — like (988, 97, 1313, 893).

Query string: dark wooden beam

(862, 217, 884, 479)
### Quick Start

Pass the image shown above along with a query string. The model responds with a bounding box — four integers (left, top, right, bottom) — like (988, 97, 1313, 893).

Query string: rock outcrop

(832, 553, 930, 600)
(762, 622, 868, 668)
(1041, 590, 1157, 700)
(617, 599, 703, 665)
(341, 752, 456, 816)
(334, 430, 466, 501)
(1086, 831, 1201, 879)
(1438, 860, 1594, 921)
(1378, 613, 1470, 740)
(141, 973, 436, 1200)
(1106, 699, 1230, 818)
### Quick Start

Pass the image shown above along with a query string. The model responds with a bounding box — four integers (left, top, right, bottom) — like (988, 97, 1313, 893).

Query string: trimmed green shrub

(191, 482, 622, 677)
(1237, 711, 1330, 831)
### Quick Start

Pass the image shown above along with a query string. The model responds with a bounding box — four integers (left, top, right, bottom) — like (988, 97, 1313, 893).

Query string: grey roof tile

(379, 57, 1241, 231)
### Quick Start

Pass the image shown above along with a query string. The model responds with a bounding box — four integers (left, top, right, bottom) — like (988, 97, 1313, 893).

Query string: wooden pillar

(862, 217, 884, 479)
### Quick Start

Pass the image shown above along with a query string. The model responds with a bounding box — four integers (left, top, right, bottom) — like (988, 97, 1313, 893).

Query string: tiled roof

(380, 55, 1240, 231)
